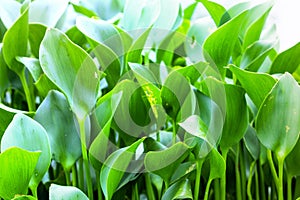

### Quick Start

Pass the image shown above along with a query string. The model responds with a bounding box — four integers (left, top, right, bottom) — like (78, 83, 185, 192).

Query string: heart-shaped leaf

(1, 114, 51, 192)
(0, 147, 40, 200)
(34, 90, 81, 171)
(39, 28, 101, 120)
(256, 73, 300, 159)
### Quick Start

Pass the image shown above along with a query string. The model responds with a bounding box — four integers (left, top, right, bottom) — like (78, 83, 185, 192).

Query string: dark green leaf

(285, 139, 300, 177)
(100, 138, 145, 200)
(256, 73, 300, 159)
(240, 41, 276, 71)
(161, 179, 193, 200)
(270, 42, 300, 74)
(229, 65, 276, 108)
(144, 142, 190, 184)
(220, 84, 248, 150)
(243, 126, 260, 160)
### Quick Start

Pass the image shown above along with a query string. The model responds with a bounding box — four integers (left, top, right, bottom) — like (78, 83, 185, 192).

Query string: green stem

(64, 169, 71, 186)
(19, 69, 35, 111)
(145, 173, 155, 200)
(235, 144, 242, 200)
(72, 165, 78, 187)
(287, 175, 292, 200)
(255, 165, 260, 200)
(78, 159, 84, 191)
(78, 118, 94, 200)
(247, 161, 256, 200)
(214, 179, 220, 200)
(194, 159, 204, 200)
(220, 148, 228, 200)
(259, 160, 266, 200)
(267, 150, 279, 186)
(277, 156, 284, 200)
(96, 171, 103, 200)
(134, 183, 139, 200)
(204, 178, 213, 200)
(240, 144, 247, 200)
(172, 120, 176, 145)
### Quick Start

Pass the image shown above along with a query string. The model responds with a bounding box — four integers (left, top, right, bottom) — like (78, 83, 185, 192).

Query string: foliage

(0, 0, 300, 199)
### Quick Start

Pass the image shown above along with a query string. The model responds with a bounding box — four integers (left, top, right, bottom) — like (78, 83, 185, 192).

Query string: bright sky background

(183, 0, 300, 51)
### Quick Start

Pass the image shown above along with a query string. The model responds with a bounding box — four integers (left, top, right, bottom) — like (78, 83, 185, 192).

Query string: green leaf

(89, 92, 122, 170)
(161, 69, 195, 121)
(0, 44, 9, 97)
(29, 0, 68, 27)
(203, 2, 272, 75)
(208, 147, 225, 180)
(126, 28, 152, 63)
(161, 179, 193, 200)
(121, 0, 160, 30)
(34, 74, 59, 98)
(270, 42, 300, 74)
(0, 147, 40, 200)
(100, 138, 145, 200)
(220, 84, 248, 150)
(144, 142, 190, 184)
(229, 65, 276, 108)
(39, 28, 101, 120)
(1, 114, 51, 191)
(28, 23, 47, 58)
(185, 18, 216, 63)
(112, 80, 159, 138)
(256, 73, 300, 159)
(184, 2, 197, 20)
(243, 8, 272, 49)
(0, 0, 21, 29)
(170, 162, 196, 184)
(34, 90, 81, 171)
(76, 16, 126, 88)
(243, 126, 260, 160)
(16, 57, 42, 82)
(49, 184, 88, 200)
(240, 41, 276, 71)
(2, 7, 28, 75)
(285, 139, 300, 177)
(74, 0, 124, 20)
(129, 63, 166, 123)
(197, 0, 226, 26)
(0, 103, 30, 139)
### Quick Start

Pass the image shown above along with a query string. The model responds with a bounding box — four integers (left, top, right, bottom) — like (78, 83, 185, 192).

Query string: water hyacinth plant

(0, 0, 300, 199)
